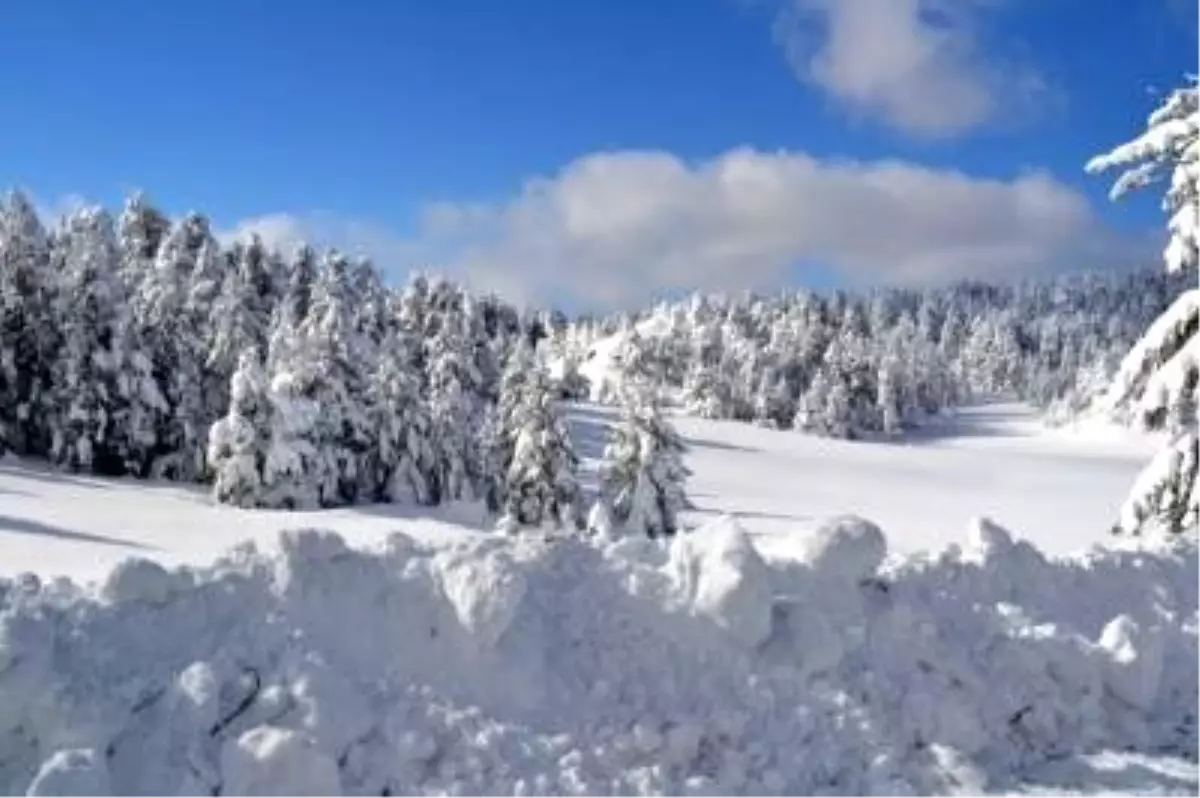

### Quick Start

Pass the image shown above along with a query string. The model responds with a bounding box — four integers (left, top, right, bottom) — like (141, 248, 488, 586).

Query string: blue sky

(1, 0, 1195, 308)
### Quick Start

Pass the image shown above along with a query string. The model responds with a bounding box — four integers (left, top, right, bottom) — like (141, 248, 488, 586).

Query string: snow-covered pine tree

(483, 339, 537, 511)
(48, 208, 125, 473)
(600, 383, 691, 539)
(367, 325, 436, 504)
(350, 255, 389, 353)
(208, 236, 277, 391)
(425, 305, 478, 505)
(207, 347, 270, 507)
(0, 191, 58, 456)
(476, 401, 509, 514)
(260, 324, 327, 510)
(1087, 76, 1199, 535)
(682, 360, 734, 419)
(300, 250, 372, 504)
(499, 364, 582, 532)
(282, 244, 318, 330)
(132, 213, 216, 479)
(116, 192, 170, 302)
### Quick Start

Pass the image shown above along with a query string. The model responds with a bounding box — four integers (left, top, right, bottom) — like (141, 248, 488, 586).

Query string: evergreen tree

(600, 385, 690, 539)
(1088, 77, 1199, 535)
(499, 364, 581, 532)
(116, 192, 170, 301)
(134, 213, 216, 479)
(302, 250, 372, 504)
(367, 326, 436, 504)
(48, 208, 124, 472)
(425, 305, 479, 504)
(0, 191, 57, 455)
(207, 348, 269, 507)
(261, 328, 327, 510)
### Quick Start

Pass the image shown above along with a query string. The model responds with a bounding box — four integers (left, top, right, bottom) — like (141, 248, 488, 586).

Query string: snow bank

(0, 518, 1195, 795)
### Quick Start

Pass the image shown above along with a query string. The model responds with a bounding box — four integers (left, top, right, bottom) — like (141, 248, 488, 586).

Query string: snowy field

(0, 401, 1158, 581)
(673, 402, 1162, 559)
(0, 402, 1195, 795)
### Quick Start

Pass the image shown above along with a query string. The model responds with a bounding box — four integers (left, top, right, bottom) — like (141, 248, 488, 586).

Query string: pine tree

(48, 208, 125, 473)
(1088, 77, 1199, 535)
(600, 385, 691, 539)
(367, 326, 436, 504)
(301, 250, 372, 504)
(282, 245, 318, 330)
(116, 192, 170, 300)
(133, 213, 216, 479)
(0, 191, 58, 456)
(425, 304, 479, 504)
(483, 340, 537, 512)
(208, 236, 276, 390)
(499, 365, 581, 532)
(207, 348, 269, 507)
(261, 329, 327, 510)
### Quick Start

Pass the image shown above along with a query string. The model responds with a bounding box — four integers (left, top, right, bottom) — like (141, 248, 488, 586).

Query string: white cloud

(223, 147, 1151, 311)
(412, 148, 1149, 308)
(773, 0, 1044, 138)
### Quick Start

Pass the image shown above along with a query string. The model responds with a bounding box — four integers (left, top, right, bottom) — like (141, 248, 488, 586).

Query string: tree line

(0, 192, 689, 537)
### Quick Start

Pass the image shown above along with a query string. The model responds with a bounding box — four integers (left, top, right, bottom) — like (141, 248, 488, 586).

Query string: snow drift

(0, 517, 1195, 795)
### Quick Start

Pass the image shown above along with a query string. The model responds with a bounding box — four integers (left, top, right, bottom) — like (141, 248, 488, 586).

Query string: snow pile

(0, 517, 1195, 795)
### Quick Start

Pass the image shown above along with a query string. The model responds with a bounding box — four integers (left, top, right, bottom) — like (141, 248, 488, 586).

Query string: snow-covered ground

(675, 402, 1161, 558)
(0, 401, 1155, 581)
(0, 402, 1194, 795)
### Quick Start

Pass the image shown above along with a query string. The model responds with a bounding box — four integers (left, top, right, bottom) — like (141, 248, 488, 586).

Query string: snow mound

(0, 518, 1195, 795)
(795, 514, 887, 582)
(25, 749, 110, 796)
(222, 726, 341, 796)
(666, 515, 773, 649)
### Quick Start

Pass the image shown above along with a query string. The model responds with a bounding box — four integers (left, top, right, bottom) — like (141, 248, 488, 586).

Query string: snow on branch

(1101, 288, 1200, 422)
(1087, 79, 1200, 274)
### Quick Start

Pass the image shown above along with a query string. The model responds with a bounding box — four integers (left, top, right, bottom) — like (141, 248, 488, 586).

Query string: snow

(0, 401, 1193, 794)
(221, 726, 342, 796)
(663, 402, 1160, 558)
(0, 517, 1194, 795)
(0, 458, 479, 581)
(24, 749, 111, 796)
(665, 516, 774, 649)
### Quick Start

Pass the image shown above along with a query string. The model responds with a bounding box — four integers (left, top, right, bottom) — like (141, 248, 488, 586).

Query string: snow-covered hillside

(0, 401, 1195, 795)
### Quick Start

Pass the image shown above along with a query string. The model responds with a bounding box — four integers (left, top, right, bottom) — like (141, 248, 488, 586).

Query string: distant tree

(116, 192, 170, 300)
